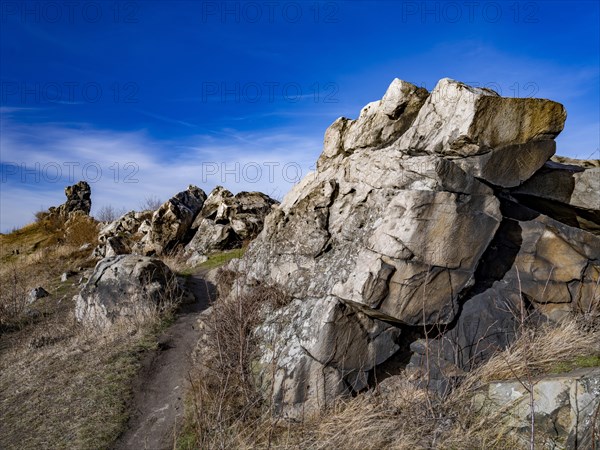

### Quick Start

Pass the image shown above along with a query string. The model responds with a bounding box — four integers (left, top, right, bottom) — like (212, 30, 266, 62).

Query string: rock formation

(137, 185, 207, 255)
(225, 78, 599, 416)
(47, 181, 91, 218)
(75, 255, 180, 328)
(474, 368, 600, 449)
(93, 210, 153, 258)
(184, 187, 278, 264)
(93, 185, 277, 262)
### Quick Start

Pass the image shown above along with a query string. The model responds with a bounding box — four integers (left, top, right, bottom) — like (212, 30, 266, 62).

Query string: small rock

(60, 271, 75, 282)
(25, 308, 42, 319)
(28, 287, 49, 304)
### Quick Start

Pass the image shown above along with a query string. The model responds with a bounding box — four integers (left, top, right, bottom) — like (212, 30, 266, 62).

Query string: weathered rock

(184, 187, 277, 263)
(396, 78, 566, 187)
(512, 157, 600, 233)
(93, 210, 152, 258)
(47, 181, 92, 218)
(317, 79, 428, 169)
(138, 186, 207, 255)
(75, 255, 181, 328)
(407, 198, 600, 392)
(92, 186, 275, 261)
(474, 368, 600, 449)
(257, 296, 401, 416)
(104, 236, 131, 258)
(222, 78, 594, 416)
(28, 287, 49, 304)
(497, 199, 599, 320)
(60, 271, 75, 282)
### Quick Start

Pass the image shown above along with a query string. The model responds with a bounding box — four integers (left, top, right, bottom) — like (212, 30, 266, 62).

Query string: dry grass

(0, 217, 175, 450)
(0, 217, 96, 330)
(461, 319, 600, 389)
(178, 277, 600, 450)
(179, 271, 290, 449)
(0, 308, 161, 450)
(438, 317, 600, 449)
(64, 214, 99, 247)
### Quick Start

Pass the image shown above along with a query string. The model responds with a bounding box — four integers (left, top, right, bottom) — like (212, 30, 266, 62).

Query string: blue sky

(1, 0, 599, 232)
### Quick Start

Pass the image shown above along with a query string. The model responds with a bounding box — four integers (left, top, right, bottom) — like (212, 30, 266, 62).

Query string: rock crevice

(225, 78, 598, 416)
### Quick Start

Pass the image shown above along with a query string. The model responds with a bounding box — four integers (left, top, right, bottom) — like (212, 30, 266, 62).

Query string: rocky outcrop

(93, 210, 153, 258)
(47, 181, 91, 218)
(474, 368, 600, 449)
(93, 186, 277, 262)
(184, 187, 278, 264)
(224, 78, 599, 416)
(513, 157, 600, 233)
(137, 185, 207, 255)
(75, 255, 180, 328)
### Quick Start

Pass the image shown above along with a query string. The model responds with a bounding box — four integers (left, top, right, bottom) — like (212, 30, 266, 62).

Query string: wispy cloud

(0, 116, 323, 232)
(135, 109, 199, 129)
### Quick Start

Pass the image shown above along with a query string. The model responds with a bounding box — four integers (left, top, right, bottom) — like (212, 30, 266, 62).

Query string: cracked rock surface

(227, 78, 599, 416)
(93, 185, 278, 261)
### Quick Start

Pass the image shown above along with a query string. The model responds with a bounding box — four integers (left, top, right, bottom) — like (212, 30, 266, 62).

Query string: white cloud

(0, 115, 323, 232)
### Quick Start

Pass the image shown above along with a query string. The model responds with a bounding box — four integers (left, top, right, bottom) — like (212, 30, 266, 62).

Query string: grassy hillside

(0, 216, 167, 449)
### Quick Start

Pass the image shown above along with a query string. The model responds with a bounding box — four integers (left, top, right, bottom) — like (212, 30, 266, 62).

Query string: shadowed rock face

(226, 78, 599, 416)
(184, 187, 279, 263)
(48, 181, 92, 217)
(74, 255, 179, 328)
(92, 186, 278, 260)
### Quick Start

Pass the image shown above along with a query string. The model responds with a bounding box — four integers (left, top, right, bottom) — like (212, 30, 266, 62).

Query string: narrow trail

(112, 269, 216, 450)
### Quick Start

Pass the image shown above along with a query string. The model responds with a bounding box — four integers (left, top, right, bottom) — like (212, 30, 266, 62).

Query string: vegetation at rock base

(0, 216, 177, 450)
(177, 280, 600, 449)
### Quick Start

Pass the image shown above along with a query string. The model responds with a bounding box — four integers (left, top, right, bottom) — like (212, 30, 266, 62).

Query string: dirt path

(112, 270, 215, 450)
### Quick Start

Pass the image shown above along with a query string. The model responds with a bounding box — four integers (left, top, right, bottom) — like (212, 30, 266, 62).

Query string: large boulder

(474, 368, 600, 449)
(222, 78, 598, 416)
(396, 78, 566, 187)
(137, 185, 207, 255)
(75, 255, 180, 328)
(184, 187, 278, 263)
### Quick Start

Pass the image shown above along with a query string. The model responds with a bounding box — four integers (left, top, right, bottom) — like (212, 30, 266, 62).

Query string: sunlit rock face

(225, 78, 599, 416)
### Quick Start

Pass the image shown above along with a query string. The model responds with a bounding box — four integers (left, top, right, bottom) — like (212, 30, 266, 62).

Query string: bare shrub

(214, 267, 238, 298)
(34, 208, 50, 223)
(184, 273, 290, 448)
(95, 205, 127, 222)
(139, 195, 162, 211)
(0, 265, 30, 330)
